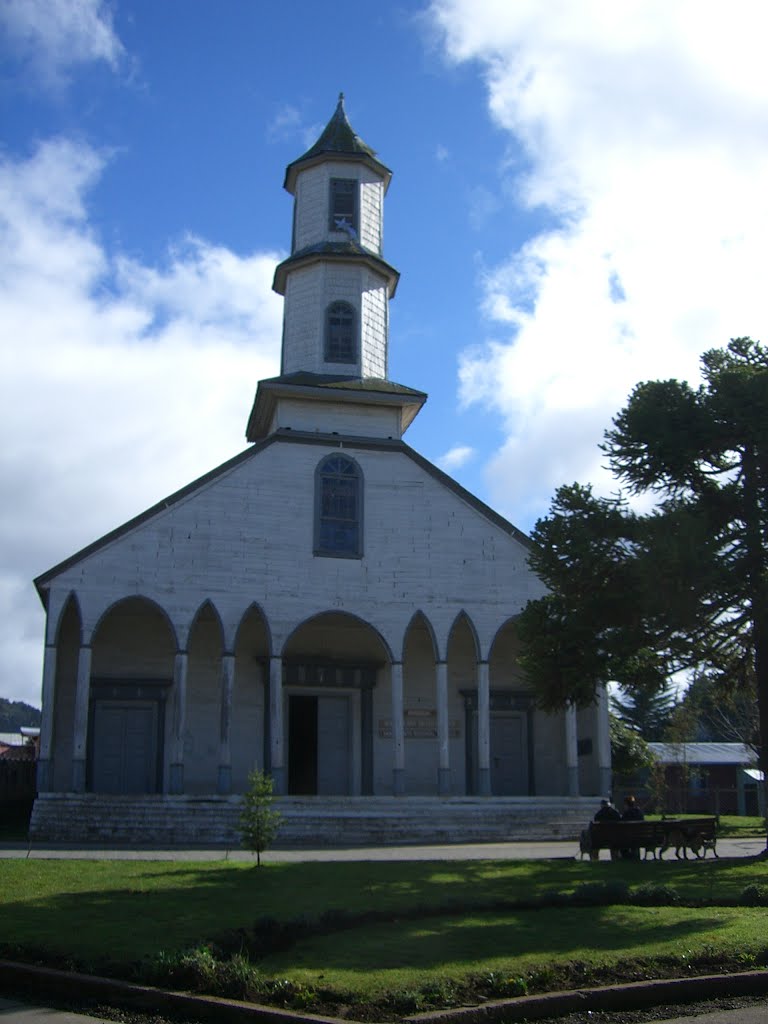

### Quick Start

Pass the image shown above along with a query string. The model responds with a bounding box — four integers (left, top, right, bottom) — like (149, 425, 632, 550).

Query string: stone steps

(30, 793, 595, 847)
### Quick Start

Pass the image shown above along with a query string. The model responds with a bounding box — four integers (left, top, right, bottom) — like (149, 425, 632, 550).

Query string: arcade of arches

(38, 594, 609, 799)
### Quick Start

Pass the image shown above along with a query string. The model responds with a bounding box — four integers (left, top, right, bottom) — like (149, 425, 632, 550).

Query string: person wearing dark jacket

(594, 798, 621, 822)
(621, 795, 644, 858)
(622, 795, 644, 821)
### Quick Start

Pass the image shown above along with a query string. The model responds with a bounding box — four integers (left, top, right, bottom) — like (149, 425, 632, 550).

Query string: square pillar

(217, 651, 235, 795)
(436, 661, 451, 795)
(71, 644, 91, 792)
(37, 642, 58, 792)
(269, 656, 285, 795)
(477, 661, 491, 795)
(169, 650, 188, 794)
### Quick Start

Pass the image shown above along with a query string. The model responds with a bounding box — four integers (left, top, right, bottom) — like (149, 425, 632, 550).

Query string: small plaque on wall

(378, 714, 460, 739)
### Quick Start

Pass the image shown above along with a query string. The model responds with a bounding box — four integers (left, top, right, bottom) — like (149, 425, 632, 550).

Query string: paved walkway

(3, 992, 768, 1024)
(0, 836, 764, 860)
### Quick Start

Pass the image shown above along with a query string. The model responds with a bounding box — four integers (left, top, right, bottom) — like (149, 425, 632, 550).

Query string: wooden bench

(582, 816, 718, 860)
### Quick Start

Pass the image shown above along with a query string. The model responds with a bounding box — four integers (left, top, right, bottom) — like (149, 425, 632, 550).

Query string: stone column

(217, 651, 236, 795)
(269, 656, 285, 794)
(436, 660, 451, 795)
(596, 683, 612, 796)
(565, 703, 579, 796)
(477, 660, 491, 795)
(71, 643, 91, 792)
(169, 650, 188, 794)
(37, 641, 58, 792)
(391, 661, 405, 795)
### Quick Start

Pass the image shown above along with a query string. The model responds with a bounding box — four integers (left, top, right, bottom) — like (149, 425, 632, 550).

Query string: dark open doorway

(288, 696, 318, 794)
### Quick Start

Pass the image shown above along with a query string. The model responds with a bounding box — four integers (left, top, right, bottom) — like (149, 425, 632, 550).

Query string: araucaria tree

(518, 338, 768, 831)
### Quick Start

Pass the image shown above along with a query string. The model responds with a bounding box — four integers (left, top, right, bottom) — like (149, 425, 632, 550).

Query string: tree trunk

(742, 447, 768, 849)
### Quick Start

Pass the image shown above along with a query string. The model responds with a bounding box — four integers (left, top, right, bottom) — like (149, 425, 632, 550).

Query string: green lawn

(1, 856, 766, 1017)
(263, 904, 768, 998)
(0, 856, 762, 960)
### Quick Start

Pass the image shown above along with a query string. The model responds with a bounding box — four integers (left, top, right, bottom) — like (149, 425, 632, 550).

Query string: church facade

(31, 99, 610, 843)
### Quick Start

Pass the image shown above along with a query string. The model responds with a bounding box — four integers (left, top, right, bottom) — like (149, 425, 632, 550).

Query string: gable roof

(34, 431, 531, 606)
(648, 742, 756, 766)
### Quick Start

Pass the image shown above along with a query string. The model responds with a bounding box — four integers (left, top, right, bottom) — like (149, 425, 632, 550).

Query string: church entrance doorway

(89, 698, 162, 794)
(287, 694, 351, 795)
(490, 712, 528, 795)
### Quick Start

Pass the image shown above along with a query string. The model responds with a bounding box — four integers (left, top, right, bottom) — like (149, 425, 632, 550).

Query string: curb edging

(2, 960, 768, 1024)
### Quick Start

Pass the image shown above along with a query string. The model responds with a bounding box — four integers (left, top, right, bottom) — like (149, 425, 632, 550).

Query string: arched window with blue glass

(315, 454, 363, 558)
(324, 301, 357, 365)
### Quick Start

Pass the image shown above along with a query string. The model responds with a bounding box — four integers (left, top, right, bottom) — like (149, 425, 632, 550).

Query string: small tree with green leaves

(239, 769, 281, 866)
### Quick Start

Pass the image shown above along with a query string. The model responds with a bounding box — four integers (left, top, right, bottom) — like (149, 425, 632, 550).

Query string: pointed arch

(189, 599, 225, 647)
(185, 600, 226, 794)
(230, 602, 272, 792)
(234, 601, 272, 657)
(401, 610, 439, 663)
(447, 610, 480, 661)
(53, 591, 83, 646)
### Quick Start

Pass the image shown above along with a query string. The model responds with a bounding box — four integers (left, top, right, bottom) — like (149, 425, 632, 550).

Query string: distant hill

(0, 698, 41, 732)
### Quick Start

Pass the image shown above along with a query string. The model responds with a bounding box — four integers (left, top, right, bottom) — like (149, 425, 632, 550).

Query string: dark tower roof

(283, 94, 392, 194)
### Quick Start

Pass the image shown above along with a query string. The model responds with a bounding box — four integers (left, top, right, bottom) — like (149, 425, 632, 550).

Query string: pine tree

(518, 338, 768, 845)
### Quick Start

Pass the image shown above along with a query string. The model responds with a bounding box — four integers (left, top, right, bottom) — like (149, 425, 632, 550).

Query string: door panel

(490, 713, 528, 795)
(91, 701, 158, 794)
(317, 696, 350, 795)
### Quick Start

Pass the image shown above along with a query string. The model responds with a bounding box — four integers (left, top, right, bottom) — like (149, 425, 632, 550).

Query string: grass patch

(716, 815, 766, 838)
(260, 904, 768, 996)
(1, 856, 767, 1019)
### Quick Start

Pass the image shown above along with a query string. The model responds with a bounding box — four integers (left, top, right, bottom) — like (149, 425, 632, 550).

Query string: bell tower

(246, 96, 425, 441)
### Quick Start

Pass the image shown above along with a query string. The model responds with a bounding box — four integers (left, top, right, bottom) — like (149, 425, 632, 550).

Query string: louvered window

(329, 178, 358, 236)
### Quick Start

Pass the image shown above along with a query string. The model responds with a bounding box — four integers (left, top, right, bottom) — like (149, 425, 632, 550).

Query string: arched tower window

(324, 301, 357, 364)
(315, 454, 363, 558)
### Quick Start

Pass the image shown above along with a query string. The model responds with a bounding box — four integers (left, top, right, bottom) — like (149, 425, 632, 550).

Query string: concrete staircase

(30, 793, 595, 847)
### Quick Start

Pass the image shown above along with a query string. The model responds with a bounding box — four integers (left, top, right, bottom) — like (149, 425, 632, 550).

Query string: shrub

(239, 769, 282, 866)
(570, 881, 630, 905)
(631, 883, 681, 906)
(482, 971, 528, 998)
(740, 883, 768, 906)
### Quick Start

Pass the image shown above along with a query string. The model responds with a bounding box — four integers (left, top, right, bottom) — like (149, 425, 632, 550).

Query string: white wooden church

(31, 98, 609, 845)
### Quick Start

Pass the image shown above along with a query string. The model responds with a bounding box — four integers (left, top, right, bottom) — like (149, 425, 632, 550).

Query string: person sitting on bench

(621, 795, 644, 859)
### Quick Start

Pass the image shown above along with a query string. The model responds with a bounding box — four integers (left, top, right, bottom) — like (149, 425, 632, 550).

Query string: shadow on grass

(0, 856, 764, 967)
(261, 905, 741, 975)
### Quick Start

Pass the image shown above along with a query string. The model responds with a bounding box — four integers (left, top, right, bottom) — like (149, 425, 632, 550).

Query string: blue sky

(3, 0, 768, 708)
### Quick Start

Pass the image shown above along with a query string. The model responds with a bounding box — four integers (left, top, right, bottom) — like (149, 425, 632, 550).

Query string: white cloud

(429, 0, 768, 522)
(467, 185, 501, 231)
(0, 140, 283, 707)
(437, 444, 476, 471)
(0, 0, 124, 86)
(268, 104, 303, 142)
